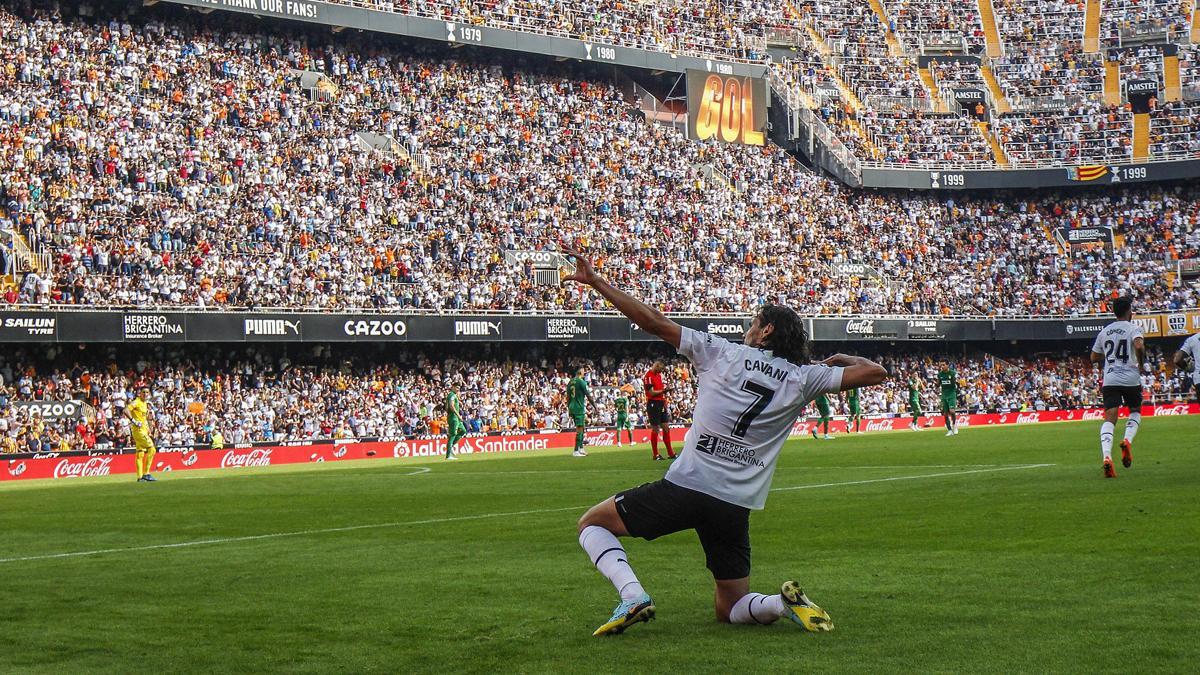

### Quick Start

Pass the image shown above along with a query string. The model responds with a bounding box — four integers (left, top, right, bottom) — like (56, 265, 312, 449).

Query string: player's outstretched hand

(820, 354, 858, 368)
(560, 247, 599, 286)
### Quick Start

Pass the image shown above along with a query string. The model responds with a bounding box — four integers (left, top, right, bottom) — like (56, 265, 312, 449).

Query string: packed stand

(855, 347, 1184, 417)
(881, 0, 985, 53)
(1180, 44, 1200, 98)
(0, 0, 1198, 317)
(1, 343, 1192, 454)
(858, 110, 993, 165)
(796, 0, 930, 108)
(772, 57, 875, 162)
(928, 59, 988, 94)
(991, 0, 1103, 109)
(1099, 0, 1190, 46)
(993, 0, 1085, 47)
(1110, 45, 1165, 90)
(0, 343, 701, 452)
(996, 105, 1133, 164)
(352, 0, 771, 62)
(1149, 100, 1200, 159)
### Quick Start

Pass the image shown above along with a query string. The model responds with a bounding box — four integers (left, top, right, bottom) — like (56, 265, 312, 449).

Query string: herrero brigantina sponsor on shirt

(694, 434, 766, 467)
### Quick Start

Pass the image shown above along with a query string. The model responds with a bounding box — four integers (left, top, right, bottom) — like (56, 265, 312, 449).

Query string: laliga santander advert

(3, 405, 1197, 482)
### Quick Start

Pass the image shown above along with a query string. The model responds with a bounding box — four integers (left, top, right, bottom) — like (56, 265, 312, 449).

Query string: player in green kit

(614, 393, 635, 447)
(444, 385, 466, 460)
(845, 387, 863, 434)
(938, 363, 959, 436)
(907, 375, 924, 431)
(567, 368, 599, 457)
(810, 393, 833, 440)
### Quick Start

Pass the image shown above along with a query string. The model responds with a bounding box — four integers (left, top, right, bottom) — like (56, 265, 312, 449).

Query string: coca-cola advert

(220, 449, 274, 468)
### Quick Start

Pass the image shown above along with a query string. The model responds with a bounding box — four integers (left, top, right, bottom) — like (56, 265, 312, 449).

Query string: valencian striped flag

(1066, 165, 1109, 181)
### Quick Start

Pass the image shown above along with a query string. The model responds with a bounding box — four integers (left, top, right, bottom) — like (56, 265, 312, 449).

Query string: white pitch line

(0, 463, 1056, 565)
(0, 505, 584, 564)
(418, 464, 1036, 476)
(770, 463, 1056, 492)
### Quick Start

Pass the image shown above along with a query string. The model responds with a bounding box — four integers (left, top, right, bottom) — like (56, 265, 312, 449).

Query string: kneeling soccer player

(563, 249, 888, 635)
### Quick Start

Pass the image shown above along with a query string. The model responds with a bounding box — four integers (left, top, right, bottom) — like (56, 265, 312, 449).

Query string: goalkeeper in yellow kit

(125, 387, 159, 482)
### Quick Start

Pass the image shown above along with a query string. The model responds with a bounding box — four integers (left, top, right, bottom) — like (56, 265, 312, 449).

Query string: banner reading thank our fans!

(4, 405, 1196, 482)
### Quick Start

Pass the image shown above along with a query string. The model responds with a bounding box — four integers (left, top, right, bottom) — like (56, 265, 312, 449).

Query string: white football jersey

(664, 327, 844, 510)
(1180, 333, 1200, 380)
(1091, 321, 1145, 387)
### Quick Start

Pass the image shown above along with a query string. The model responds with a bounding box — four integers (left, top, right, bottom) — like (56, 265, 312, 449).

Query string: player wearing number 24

(560, 247, 888, 636)
(1090, 296, 1146, 478)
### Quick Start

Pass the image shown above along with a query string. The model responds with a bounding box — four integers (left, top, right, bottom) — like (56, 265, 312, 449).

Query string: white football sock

(729, 592, 786, 625)
(1100, 421, 1115, 460)
(1123, 413, 1141, 443)
(579, 525, 644, 601)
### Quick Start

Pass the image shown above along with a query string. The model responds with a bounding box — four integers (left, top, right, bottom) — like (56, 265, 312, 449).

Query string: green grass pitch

(2, 418, 1198, 673)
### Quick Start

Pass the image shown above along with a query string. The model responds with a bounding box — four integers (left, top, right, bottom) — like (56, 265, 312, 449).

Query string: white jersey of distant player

(665, 327, 844, 510)
(1181, 333, 1200, 381)
(1091, 320, 1144, 388)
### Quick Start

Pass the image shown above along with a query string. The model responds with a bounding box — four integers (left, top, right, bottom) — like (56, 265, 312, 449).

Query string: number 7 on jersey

(733, 380, 776, 439)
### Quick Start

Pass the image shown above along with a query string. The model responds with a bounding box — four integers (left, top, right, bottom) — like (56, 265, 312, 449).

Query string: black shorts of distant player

(646, 399, 670, 426)
(1101, 386, 1143, 411)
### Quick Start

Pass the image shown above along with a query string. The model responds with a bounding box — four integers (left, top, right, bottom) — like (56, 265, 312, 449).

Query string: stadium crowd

(3, 0, 1180, 176)
(0, 343, 1190, 453)
(0, 343, 699, 453)
(1, 1, 1197, 318)
(997, 105, 1133, 164)
(991, 0, 1101, 109)
(881, 0, 985, 54)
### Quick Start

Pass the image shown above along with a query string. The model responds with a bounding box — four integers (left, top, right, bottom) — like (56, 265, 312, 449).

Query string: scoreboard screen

(686, 71, 768, 146)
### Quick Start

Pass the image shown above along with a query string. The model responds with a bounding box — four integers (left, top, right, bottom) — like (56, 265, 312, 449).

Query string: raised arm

(821, 354, 889, 390)
(562, 249, 682, 349)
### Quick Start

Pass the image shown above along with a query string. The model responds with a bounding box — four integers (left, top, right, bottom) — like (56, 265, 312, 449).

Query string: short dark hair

(1113, 296, 1133, 319)
(756, 304, 810, 365)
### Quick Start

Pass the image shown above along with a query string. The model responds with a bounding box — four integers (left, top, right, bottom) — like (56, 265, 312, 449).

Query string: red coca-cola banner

(2, 405, 1195, 482)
